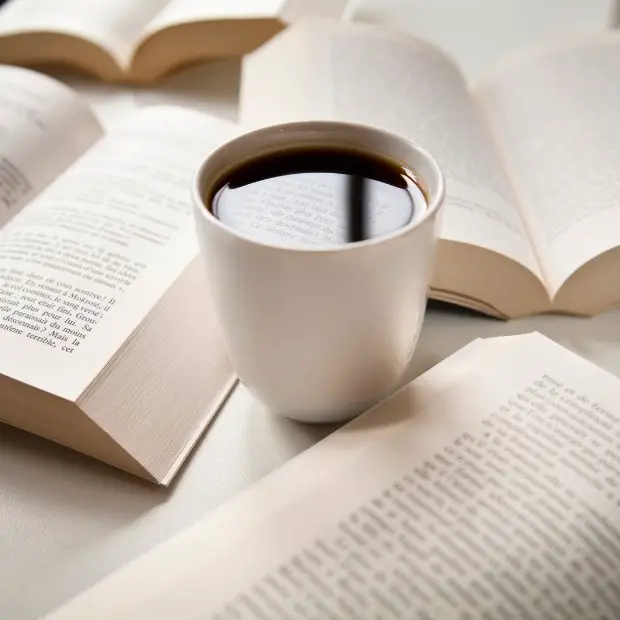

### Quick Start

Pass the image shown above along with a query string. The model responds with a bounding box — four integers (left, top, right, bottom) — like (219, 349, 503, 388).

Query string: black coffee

(207, 147, 427, 248)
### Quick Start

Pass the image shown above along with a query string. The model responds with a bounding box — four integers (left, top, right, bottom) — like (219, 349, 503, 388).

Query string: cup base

(266, 390, 395, 425)
(274, 407, 364, 426)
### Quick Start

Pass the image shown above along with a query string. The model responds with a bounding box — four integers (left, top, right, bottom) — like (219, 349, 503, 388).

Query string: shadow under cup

(193, 121, 445, 424)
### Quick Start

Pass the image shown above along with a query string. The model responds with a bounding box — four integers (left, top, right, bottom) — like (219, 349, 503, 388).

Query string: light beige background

(1, 1, 619, 619)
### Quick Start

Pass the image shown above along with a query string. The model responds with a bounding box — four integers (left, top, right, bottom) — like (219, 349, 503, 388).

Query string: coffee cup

(192, 121, 445, 424)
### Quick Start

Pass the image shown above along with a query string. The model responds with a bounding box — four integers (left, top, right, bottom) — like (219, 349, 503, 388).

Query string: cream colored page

(479, 34, 620, 294)
(45, 332, 620, 620)
(141, 0, 284, 35)
(0, 66, 102, 228)
(0, 0, 170, 67)
(140, 0, 346, 33)
(42, 337, 501, 620)
(241, 21, 542, 278)
(0, 106, 238, 399)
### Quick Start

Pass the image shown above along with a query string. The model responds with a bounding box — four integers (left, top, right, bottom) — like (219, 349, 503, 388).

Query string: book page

(0, 66, 102, 228)
(240, 20, 543, 279)
(131, 0, 348, 83)
(0, 0, 170, 68)
(44, 332, 620, 619)
(0, 106, 238, 399)
(141, 0, 286, 35)
(138, 0, 348, 37)
(478, 34, 620, 294)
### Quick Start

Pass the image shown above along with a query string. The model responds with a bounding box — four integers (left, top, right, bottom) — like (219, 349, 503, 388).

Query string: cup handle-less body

(193, 122, 444, 424)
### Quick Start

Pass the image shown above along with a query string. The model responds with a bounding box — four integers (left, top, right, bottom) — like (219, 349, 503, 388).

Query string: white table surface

(1, 1, 618, 618)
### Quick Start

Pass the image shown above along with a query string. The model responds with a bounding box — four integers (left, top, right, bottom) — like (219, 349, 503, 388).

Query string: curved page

(0, 66, 102, 227)
(478, 33, 620, 295)
(0, 0, 170, 70)
(44, 333, 620, 619)
(141, 0, 286, 31)
(0, 106, 238, 399)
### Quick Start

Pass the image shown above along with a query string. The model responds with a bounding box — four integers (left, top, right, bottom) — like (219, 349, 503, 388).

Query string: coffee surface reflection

(208, 147, 427, 248)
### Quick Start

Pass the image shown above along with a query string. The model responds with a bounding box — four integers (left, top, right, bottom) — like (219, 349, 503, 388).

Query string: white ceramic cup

(193, 121, 445, 424)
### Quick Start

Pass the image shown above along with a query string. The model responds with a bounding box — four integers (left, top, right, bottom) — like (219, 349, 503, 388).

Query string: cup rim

(192, 120, 445, 254)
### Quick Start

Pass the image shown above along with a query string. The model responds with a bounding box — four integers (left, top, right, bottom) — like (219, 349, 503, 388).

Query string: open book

(0, 0, 347, 83)
(239, 20, 620, 319)
(43, 331, 620, 619)
(0, 65, 239, 484)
